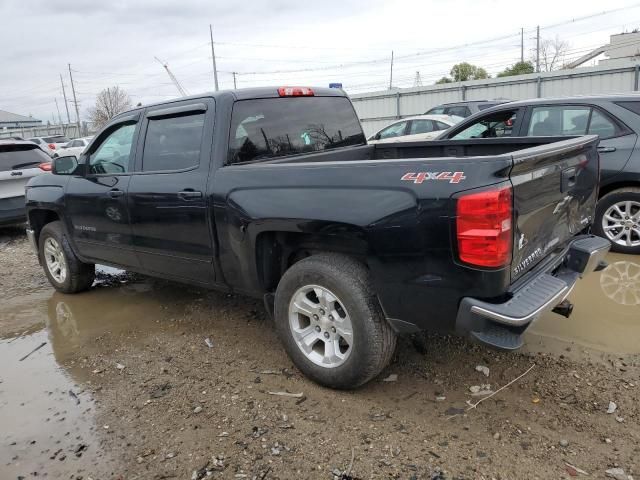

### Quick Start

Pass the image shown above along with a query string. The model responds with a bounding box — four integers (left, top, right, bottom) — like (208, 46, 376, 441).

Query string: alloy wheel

(601, 200, 640, 248)
(288, 284, 353, 368)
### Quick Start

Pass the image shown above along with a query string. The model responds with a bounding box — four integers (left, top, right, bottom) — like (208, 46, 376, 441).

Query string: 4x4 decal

(401, 171, 466, 184)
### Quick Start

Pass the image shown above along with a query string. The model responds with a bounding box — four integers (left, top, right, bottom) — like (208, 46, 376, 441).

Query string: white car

(55, 136, 93, 159)
(0, 140, 52, 226)
(27, 135, 71, 157)
(368, 115, 462, 144)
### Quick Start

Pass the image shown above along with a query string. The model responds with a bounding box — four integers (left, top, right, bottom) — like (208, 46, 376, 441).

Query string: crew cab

(25, 87, 610, 388)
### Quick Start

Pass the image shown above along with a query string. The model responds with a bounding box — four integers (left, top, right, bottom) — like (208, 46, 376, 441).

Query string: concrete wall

(351, 64, 640, 136)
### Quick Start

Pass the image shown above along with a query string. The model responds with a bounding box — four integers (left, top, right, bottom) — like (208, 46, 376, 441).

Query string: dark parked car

(436, 95, 640, 254)
(25, 87, 609, 388)
(425, 100, 509, 118)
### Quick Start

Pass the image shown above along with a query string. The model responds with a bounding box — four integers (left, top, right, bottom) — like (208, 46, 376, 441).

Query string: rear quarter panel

(211, 156, 513, 331)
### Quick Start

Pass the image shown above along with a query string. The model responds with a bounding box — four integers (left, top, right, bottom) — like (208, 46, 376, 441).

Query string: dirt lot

(1, 229, 639, 480)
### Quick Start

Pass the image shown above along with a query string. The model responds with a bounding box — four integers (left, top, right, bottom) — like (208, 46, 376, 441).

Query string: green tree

(435, 76, 452, 84)
(497, 61, 535, 77)
(450, 62, 489, 82)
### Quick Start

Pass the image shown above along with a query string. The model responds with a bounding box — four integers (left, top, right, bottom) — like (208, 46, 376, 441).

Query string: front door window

(88, 123, 136, 174)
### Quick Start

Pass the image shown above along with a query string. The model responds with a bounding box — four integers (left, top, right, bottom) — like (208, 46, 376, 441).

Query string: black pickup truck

(25, 86, 610, 388)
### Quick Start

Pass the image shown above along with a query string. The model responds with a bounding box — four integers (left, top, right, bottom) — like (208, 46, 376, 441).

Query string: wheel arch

(254, 230, 370, 293)
(599, 179, 640, 199)
(28, 209, 61, 248)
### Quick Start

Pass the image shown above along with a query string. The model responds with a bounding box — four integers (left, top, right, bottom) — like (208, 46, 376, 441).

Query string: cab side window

(141, 113, 205, 172)
(88, 123, 136, 175)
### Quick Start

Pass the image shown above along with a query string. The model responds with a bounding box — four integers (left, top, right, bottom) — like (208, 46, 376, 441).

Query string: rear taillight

(456, 186, 513, 268)
(278, 87, 314, 97)
(39, 162, 52, 171)
(48, 143, 56, 150)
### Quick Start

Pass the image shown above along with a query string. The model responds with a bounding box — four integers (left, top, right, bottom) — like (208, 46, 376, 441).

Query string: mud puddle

(526, 252, 640, 357)
(0, 270, 205, 479)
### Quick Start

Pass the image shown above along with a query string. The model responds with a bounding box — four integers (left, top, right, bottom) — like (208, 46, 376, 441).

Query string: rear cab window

(228, 96, 365, 164)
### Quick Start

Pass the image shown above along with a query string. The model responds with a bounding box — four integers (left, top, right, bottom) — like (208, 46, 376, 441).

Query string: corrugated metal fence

(0, 123, 92, 141)
(351, 63, 640, 136)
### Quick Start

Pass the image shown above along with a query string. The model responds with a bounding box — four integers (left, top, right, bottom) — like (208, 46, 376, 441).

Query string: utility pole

(389, 50, 394, 90)
(210, 24, 219, 91)
(413, 71, 422, 87)
(520, 28, 524, 63)
(60, 74, 72, 125)
(232, 72, 237, 89)
(54, 98, 64, 132)
(535, 25, 540, 73)
(68, 64, 82, 136)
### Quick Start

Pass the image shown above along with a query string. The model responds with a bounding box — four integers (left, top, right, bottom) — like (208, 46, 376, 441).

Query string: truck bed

(261, 136, 579, 165)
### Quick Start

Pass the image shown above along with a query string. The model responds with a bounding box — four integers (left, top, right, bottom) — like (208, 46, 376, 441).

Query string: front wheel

(274, 253, 396, 389)
(593, 188, 640, 254)
(39, 221, 95, 293)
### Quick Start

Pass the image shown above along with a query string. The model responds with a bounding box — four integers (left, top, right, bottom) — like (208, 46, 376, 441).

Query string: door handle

(178, 189, 203, 200)
(108, 189, 124, 198)
(597, 146, 616, 153)
(561, 167, 577, 192)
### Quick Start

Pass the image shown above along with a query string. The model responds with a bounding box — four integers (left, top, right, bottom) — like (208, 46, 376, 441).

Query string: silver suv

(0, 141, 52, 225)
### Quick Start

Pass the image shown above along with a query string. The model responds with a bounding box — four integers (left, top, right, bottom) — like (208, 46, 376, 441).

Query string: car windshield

(451, 111, 517, 139)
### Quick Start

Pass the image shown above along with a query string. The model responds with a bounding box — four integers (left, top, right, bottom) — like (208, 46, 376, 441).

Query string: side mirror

(52, 155, 79, 175)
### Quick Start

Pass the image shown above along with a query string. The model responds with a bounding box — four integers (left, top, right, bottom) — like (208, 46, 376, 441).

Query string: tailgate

(509, 136, 600, 281)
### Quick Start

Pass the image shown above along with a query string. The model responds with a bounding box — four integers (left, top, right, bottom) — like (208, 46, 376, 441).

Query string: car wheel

(594, 188, 640, 254)
(39, 221, 95, 293)
(274, 253, 396, 389)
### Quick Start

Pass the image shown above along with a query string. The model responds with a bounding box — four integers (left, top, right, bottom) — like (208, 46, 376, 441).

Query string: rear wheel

(39, 221, 95, 293)
(274, 253, 396, 389)
(594, 188, 640, 254)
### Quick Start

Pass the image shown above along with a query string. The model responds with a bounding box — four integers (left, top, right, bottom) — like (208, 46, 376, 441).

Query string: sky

(3, 0, 640, 124)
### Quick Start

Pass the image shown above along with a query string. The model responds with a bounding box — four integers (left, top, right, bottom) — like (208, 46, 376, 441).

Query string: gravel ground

(1, 230, 638, 480)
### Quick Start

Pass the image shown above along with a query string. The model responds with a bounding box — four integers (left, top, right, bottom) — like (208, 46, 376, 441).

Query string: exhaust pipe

(552, 299, 574, 318)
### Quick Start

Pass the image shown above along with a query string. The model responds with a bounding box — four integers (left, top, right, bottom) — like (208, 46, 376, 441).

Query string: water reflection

(43, 281, 199, 364)
(526, 252, 640, 355)
(600, 260, 640, 306)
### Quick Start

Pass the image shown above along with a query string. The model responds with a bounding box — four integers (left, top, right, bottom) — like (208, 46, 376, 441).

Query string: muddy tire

(39, 221, 95, 294)
(593, 188, 640, 254)
(274, 253, 396, 389)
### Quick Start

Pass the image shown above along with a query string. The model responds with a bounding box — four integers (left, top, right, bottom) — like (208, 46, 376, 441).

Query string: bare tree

(534, 36, 570, 72)
(88, 86, 132, 129)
